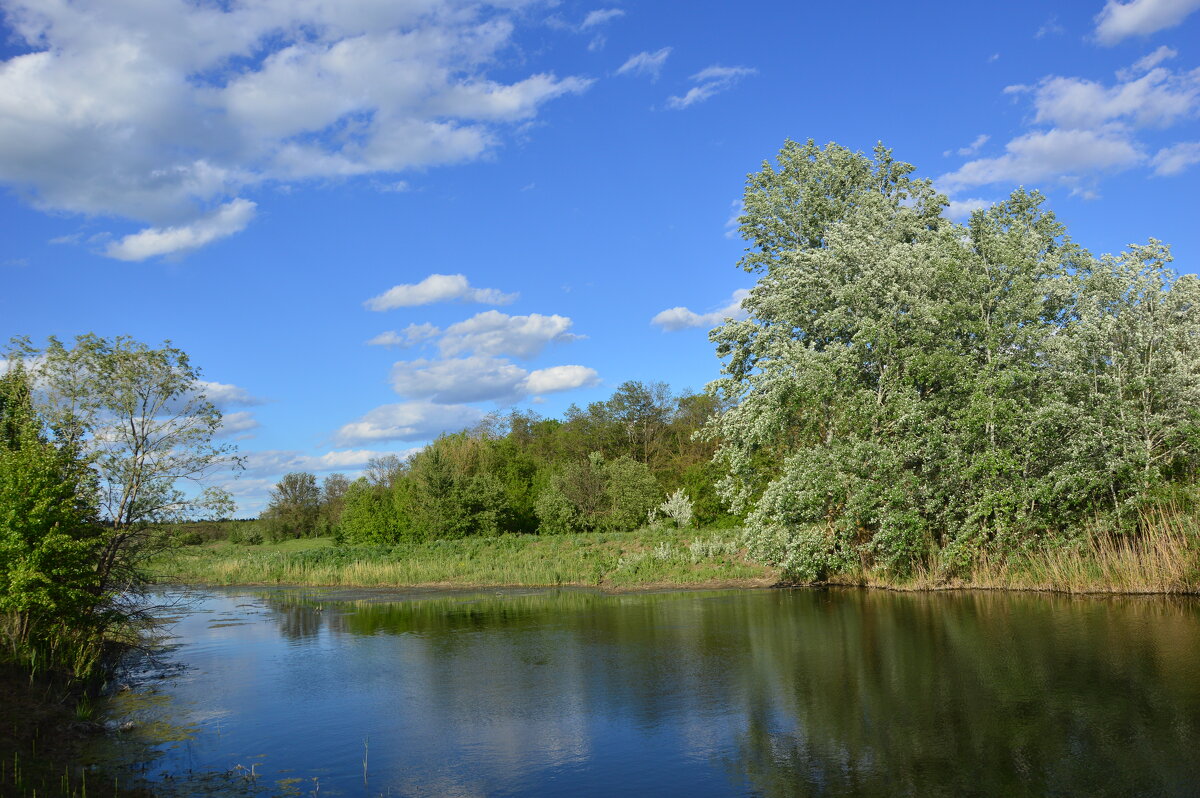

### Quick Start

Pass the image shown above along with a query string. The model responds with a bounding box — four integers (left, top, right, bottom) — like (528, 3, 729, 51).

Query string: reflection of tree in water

(259, 594, 327, 641)
(250, 588, 1200, 796)
(723, 592, 1200, 798)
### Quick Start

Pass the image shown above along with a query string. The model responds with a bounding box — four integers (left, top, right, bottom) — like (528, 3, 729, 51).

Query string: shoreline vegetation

(153, 510, 1200, 596)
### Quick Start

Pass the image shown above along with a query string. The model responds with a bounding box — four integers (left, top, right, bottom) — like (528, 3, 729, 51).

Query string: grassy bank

(152, 515, 1200, 595)
(152, 528, 776, 590)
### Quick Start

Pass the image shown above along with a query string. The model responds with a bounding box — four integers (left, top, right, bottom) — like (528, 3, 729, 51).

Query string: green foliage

(28, 334, 237, 529)
(1, 334, 242, 683)
(603, 455, 662, 531)
(0, 364, 106, 680)
(711, 139, 1200, 582)
(338, 395, 727, 544)
(260, 471, 321, 540)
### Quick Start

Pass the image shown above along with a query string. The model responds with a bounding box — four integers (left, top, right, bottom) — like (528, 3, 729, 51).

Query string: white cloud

(392, 356, 528, 403)
(216, 410, 261, 438)
(242, 448, 416, 475)
(580, 9, 625, 29)
(367, 324, 441, 348)
(104, 199, 256, 261)
(390, 355, 597, 403)
(196, 379, 265, 409)
(666, 65, 756, 109)
(334, 401, 486, 445)
(945, 198, 994, 219)
(1130, 46, 1179, 74)
(957, 134, 991, 156)
(1151, 140, 1200, 174)
(617, 48, 672, 80)
(652, 288, 750, 332)
(523, 365, 600, 394)
(365, 274, 517, 310)
(439, 310, 581, 358)
(939, 128, 1145, 192)
(1095, 0, 1200, 44)
(1022, 67, 1200, 131)
(943, 51, 1199, 200)
(0, 1, 590, 256)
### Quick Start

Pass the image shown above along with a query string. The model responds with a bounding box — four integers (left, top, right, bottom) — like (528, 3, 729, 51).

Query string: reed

(836, 501, 1200, 594)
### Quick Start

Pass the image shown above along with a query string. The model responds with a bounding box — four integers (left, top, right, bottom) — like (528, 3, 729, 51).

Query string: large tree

(707, 140, 1200, 581)
(17, 334, 238, 591)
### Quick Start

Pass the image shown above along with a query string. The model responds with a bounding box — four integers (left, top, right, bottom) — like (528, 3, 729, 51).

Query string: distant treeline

(251, 381, 738, 545)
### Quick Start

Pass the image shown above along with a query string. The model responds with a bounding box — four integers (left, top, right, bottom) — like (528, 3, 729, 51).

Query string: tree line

(257, 381, 736, 544)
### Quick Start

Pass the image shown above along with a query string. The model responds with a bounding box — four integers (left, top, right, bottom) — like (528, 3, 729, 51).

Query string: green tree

(340, 477, 410, 544)
(708, 140, 1200, 582)
(0, 362, 106, 679)
(15, 334, 238, 638)
(261, 471, 321, 539)
(318, 472, 350, 536)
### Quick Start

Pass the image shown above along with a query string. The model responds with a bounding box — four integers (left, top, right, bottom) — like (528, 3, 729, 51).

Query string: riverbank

(0, 665, 153, 798)
(152, 528, 777, 591)
(152, 522, 1200, 594)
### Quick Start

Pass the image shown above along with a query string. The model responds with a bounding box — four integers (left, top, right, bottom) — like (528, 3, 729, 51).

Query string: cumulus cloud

(617, 48, 672, 80)
(438, 310, 581, 358)
(1151, 140, 1200, 174)
(334, 401, 486, 445)
(666, 65, 756, 109)
(652, 288, 750, 332)
(941, 51, 1199, 199)
(391, 355, 598, 403)
(939, 129, 1145, 192)
(1018, 67, 1200, 131)
(366, 324, 441, 348)
(365, 274, 517, 310)
(104, 199, 256, 261)
(0, 1, 591, 257)
(1094, 0, 1200, 44)
(523, 365, 600, 394)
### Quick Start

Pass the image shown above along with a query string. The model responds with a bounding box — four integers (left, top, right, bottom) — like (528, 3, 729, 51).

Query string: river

(96, 586, 1200, 796)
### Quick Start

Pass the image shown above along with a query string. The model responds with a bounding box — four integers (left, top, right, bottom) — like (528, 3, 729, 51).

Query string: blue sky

(2, 0, 1198, 514)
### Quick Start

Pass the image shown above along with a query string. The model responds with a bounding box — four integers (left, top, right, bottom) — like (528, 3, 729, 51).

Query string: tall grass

(840, 501, 1200, 594)
(153, 528, 774, 590)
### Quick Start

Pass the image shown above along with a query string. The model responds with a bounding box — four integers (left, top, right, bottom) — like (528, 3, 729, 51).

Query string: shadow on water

(97, 586, 1200, 797)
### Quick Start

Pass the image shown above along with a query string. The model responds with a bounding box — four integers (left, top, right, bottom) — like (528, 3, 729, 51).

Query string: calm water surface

(102, 587, 1200, 797)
